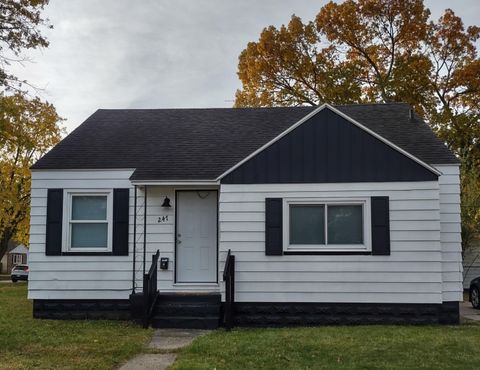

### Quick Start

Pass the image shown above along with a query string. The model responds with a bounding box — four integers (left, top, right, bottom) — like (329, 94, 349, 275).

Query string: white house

(28, 103, 462, 327)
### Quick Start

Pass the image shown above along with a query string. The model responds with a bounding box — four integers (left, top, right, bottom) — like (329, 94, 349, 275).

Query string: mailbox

(160, 257, 169, 270)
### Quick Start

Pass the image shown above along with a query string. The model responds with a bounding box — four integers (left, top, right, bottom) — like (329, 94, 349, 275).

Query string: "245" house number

(157, 215, 169, 223)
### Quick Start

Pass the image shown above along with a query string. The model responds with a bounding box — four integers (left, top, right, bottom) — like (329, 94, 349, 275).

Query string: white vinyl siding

(219, 181, 443, 304)
(28, 170, 134, 299)
(435, 165, 463, 301)
(28, 170, 219, 300)
(29, 167, 462, 304)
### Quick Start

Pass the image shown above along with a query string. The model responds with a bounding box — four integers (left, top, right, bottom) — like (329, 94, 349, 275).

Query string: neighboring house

(28, 103, 462, 327)
(7, 245, 29, 272)
(464, 240, 480, 289)
(0, 241, 25, 274)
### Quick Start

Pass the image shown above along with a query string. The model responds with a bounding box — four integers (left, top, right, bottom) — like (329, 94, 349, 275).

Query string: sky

(8, 0, 480, 133)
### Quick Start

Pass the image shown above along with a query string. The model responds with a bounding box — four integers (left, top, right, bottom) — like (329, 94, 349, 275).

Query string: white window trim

(282, 197, 371, 252)
(62, 189, 113, 252)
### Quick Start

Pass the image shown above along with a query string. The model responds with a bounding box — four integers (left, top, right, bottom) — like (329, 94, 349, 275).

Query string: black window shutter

(112, 188, 130, 256)
(265, 198, 283, 256)
(371, 196, 390, 255)
(46, 189, 63, 256)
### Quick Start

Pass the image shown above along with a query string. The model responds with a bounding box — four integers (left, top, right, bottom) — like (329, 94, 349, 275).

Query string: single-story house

(1, 242, 28, 274)
(28, 103, 462, 327)
(8, 244, 29, 270)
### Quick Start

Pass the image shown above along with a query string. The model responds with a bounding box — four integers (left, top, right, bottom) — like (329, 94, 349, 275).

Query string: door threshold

(173, 282, 219, 286)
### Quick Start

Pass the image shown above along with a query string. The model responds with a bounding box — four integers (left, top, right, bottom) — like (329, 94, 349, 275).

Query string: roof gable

(221, 105, 439, 184)
(9, 245, 28, 254)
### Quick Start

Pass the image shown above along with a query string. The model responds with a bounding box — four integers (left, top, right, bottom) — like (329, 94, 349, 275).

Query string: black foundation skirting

(233, 301, 460, 326)
(32, 299, 460, 326)
(33, 299, 130, 320)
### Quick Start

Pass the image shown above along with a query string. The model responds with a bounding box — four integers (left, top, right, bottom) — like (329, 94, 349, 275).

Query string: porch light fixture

(161, 196, 171, 208)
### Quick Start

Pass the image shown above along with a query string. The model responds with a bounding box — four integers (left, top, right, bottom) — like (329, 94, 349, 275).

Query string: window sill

(283, 251, 372, 255)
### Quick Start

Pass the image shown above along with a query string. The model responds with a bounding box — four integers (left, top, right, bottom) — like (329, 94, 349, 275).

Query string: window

(290, 205, 325, 244)
(284, 199, 371, 252)
(12, 254, 23, 265)
(327, 205, 363, 244)
(63, 191, 113, 252)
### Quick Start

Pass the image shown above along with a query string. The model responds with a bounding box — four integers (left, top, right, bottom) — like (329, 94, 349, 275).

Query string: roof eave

(130, 179, 220, 186)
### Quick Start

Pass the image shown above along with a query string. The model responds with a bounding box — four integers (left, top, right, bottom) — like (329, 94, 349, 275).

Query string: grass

(3, 283, 480, 370)
(172, 322, 480, 370)
(0, 283, 152, 370)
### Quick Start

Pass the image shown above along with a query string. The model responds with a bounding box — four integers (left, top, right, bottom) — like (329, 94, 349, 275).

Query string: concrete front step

(151, 315, 220, 329)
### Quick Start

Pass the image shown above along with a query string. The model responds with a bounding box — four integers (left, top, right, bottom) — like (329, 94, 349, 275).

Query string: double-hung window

(63, 191, 113, 252)
(284, 198, 371, 252)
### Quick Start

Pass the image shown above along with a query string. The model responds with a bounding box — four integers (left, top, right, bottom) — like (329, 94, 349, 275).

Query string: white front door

(176, 190, 217, 283)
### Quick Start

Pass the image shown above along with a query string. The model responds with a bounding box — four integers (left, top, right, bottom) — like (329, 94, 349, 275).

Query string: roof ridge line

(95, 103, 409, 112)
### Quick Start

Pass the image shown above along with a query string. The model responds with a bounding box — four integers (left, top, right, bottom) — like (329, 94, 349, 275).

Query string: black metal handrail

(223, 249, 235, 329)
(143, 250, 160, 328)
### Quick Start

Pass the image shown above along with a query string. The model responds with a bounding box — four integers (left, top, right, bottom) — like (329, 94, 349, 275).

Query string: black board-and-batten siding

(221, 108, 438, 184)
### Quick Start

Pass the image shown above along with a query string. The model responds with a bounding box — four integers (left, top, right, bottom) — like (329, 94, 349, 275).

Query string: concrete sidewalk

(119, 329, 210, 370)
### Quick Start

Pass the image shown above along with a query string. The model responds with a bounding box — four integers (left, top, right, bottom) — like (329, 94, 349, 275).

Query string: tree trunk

(0, 229, 13, 263)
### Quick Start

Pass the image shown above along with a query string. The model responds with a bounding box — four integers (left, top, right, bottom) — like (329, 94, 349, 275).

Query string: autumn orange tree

(0, 95, 63, 262)
(235, 0, 480, 250)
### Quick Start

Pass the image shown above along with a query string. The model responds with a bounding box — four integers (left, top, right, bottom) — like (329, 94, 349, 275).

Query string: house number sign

(157, 215, 169, 223)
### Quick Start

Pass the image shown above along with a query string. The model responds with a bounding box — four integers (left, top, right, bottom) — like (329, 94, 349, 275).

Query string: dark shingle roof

(32, 103, 459, 180)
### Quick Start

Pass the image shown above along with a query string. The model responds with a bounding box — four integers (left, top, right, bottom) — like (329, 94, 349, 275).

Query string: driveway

(460, 301, 480, 321)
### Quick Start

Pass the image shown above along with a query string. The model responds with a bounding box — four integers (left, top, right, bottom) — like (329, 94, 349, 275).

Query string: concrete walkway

(119, 329, 210, 370)
(460, 301, 480, 322)
(118, 354, 176, 370)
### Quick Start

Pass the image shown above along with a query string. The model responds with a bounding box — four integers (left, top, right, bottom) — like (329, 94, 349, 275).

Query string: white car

(11, 264, 29, 282)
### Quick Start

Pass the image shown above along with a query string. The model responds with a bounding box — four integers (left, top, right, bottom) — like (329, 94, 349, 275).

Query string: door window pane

(290, 205, 325, 244)
(327, 205, 363, 244)
(71, 223, 108, 248)
(72, 196, 107, 220)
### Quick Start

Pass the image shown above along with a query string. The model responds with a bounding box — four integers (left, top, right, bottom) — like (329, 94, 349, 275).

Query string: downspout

(143, 185, 148, 277)
(132, 185, 137, 294)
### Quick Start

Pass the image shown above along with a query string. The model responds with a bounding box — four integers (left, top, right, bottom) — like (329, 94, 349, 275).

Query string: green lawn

(173, 321, 480, 370)
(2, 283, 480, 370)
(0, 283, 152, 370)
